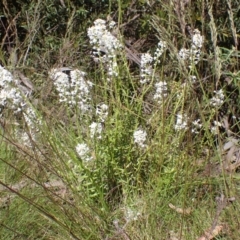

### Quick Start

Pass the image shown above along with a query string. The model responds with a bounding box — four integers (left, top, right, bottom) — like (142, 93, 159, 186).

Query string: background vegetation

(0, 0, 240, 239)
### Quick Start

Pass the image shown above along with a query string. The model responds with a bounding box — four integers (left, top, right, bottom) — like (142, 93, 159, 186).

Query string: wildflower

(178, 28, 204, 67)
(175, 113, 188, 131)
(133, 129, 147, 148)
(88, 19, 122, 55)
(49, 68, 93, 112)
(179, 48, 190, 61)
(8, 88, 24, 110)
(23, 106, 41, 129)
(0, 89, 8, 107)
(0, 65, 13, 86)
(211, 121, 222, 134)
(192, 29, 204, 49)
(89, 122, 103, 139)
(153, 40, 167, 63)
(153, 81, 168, 104)
(96, 103, 109, 122)
(87, 18, 122, 78)
(15, 106, 42, 147)
(190, 75, 197, 83)
(140, 53, 153, 84)
(192, 119, 202, 134)
(209, 89, 224, 107)
(0, 65, 40, 148)
(76, 143, 93, 162)
(190, 29, 204, 65)
(0, 65, 26, 114)
(0, 65, 41, 146)
(108, 20, 116, 29)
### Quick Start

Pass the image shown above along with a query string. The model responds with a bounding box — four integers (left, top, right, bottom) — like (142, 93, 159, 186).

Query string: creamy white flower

(175, 113, 188, 131)
(192, 29, 204, 49)
(0, 88, 10, 107)
(76, 143, 93, 162)
(192, 119, 202, 134)
(0, 65, 13, 86)
(108, 20, 116, 29)
(89, 122, 103, 139)
(141, 53, 153, 67)
(49, 68, 93, 112)
(210, 89, 224, 107)
(153, 40, 167, 62)
(140, 53, 153, 84)
(179, 48, 190, 60)
(23, 106, 41, 129)
(153, 81, 168, 103)
(178, 29, 204, 66)
(0, 65, 40, 147)
(88, 19, 122, 55)
(133, 129, 147, 148)
(190, 75, 197, 83)
(96, 103, 109, 122)
(211, 121, 222, 134)
(0, 65, 26, 113)
(88, 18, 122, 78)
(15, 105, 42, 147)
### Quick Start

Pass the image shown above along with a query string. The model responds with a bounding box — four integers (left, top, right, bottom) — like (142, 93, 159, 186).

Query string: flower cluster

(178, 29, 204, 67)
(96, 103, 109, 122)
(192, 119, 202, 134)
(0, 65, 25, 113)
(19, 108, 42, 147)
(140, 41, 166, 84)
(174, 113, 188, 131)
(133, 129, 147, 148)
(87, 103, 109, 140)
(192, 29, 204, 49)
(87, 19, 123, 79)
(190, 75, 197, 83)
(153, 81, 168, 104)
(76, 143, 93, 162)
(178, 48, 190, 60)
(140, 53, 153, 84)
(88, 19, 122, 56)
(49, 69, 93, 112)
(211, 120, 222, 134)
(23, 105, 41, 128)
(153, 41, 167, 63)
(0, 65, 13, 85)
(209, 89, 224, 107)
(89, 122, 103, 139)
(0, 65, 42, 146)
